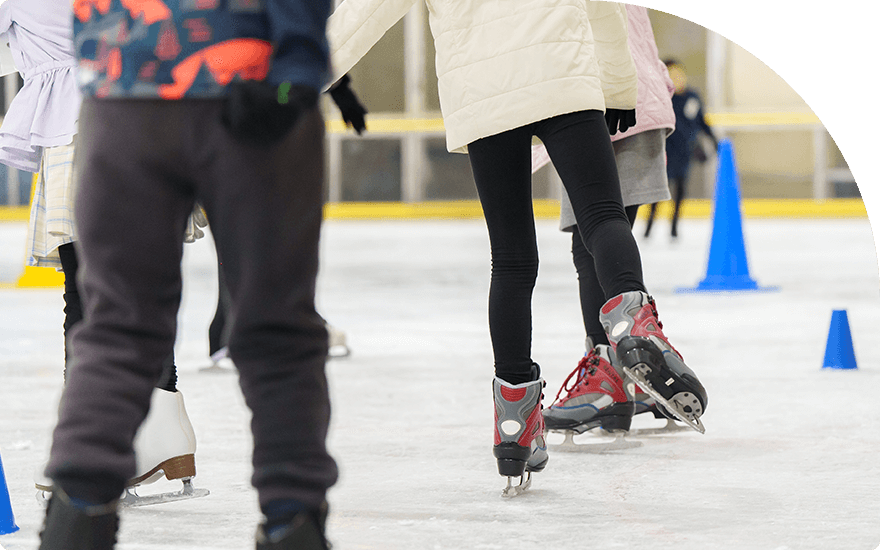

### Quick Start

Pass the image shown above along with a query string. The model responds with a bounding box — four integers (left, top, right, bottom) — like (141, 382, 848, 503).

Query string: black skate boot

(255, 502, 330, 550)
(38, 489, 119, 550)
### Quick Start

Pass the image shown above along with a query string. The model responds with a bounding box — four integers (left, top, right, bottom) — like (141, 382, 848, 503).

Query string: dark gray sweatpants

(46, 98, 338, 509)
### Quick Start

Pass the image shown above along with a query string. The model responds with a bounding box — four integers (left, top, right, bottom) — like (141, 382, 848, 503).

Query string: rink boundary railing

(0, 199, 867, 223)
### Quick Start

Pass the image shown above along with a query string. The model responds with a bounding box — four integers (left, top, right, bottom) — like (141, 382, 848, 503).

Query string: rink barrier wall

(0, 199, 868, 223)
(319, 199, 867, 220)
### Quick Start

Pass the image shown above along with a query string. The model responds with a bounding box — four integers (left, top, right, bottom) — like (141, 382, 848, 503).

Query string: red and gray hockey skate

(543, 346, 642, 452)
(492, 369, 548, 497)
(600, 291, 708, 434)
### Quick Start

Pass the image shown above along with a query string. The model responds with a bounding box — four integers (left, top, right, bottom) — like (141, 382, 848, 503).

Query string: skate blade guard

(616, 337, 707, 434)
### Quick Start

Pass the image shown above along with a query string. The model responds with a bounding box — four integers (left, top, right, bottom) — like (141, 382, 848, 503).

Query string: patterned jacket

(72, 0, 331, 99)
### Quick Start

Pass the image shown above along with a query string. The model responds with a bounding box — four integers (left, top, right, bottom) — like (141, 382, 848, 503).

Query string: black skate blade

(623, 366, 705, 434)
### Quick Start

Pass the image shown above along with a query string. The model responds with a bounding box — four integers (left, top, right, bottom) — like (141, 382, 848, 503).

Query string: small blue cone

(677, 139, 778, 293)
(0, 450, 19, 535)
(822, 310, 858, 370)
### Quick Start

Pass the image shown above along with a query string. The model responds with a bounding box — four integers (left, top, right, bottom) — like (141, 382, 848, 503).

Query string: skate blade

(548, 430, 642, 453)
(199, 363, 236, 374)
(121, 479, 210, 507)
(501, 472, 532, 498)
(623, 366, 705, 434)
(626, 419, 690, 436)
(35, 490, 51, 508)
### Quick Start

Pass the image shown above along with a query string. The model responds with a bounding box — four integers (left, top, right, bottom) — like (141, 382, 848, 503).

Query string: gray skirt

(559, 129, 671, 232)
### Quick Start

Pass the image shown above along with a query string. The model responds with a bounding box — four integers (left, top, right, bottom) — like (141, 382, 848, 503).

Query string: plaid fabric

(25, 142, 76, 269)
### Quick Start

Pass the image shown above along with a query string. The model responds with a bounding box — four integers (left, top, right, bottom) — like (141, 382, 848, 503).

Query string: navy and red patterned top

(72, 0, 331, 99)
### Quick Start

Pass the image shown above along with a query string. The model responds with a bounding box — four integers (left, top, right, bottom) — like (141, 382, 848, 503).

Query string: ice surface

(1, 217, 879, 549)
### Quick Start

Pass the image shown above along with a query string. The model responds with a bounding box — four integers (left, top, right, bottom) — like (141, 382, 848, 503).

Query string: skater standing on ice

(38, 1, 337, 549)
(535, 5, 699, 440)
(326, 0, 707, 496)
(0, 0, 206, 505)
(643, 58, 718, 239)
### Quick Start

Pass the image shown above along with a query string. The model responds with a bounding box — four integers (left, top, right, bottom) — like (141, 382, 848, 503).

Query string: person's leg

(643, 202, 657, 237)
(208, 258, 231, 358)
(46, 99, 195, 505)
(466, 125, 538, 385)
(193, 101, 336, 516)
(57, 243, 82, 381)
(670, 176, 686, 238)
(570, 204, 641, 348)
(538, 110, 646, 301)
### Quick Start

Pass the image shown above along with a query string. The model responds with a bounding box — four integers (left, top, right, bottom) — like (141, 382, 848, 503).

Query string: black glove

(221, 80, 318, 147)
(604, 108, 636, 136)
(328, 74, 367, 135)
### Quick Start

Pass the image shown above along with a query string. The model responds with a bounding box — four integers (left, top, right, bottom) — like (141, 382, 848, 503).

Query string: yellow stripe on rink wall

(323, 199, 868, 220)
(0, 198, 868, 224)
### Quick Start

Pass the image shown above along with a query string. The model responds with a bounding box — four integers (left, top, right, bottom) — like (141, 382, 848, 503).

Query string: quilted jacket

(328, 0, 637, 153)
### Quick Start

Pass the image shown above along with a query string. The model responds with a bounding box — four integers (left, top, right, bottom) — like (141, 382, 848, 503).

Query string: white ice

(1, 216, 879, 550)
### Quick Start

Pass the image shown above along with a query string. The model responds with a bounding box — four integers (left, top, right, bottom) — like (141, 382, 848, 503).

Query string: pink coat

(531, 4, 674, 173)
(613, 4, 675, 142)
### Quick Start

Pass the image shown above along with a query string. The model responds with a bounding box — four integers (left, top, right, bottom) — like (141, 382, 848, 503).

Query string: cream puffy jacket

(328, 0, 637, 153)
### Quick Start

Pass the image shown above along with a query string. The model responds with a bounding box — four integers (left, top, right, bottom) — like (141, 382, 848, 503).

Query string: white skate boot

(327, 322, 351, 359)
(36, 389, 209, 507)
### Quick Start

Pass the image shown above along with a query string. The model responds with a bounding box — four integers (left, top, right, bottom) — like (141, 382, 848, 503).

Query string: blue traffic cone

(677, 139, 777, 293)
(822, 310, 858, 370)
(0, 450, 19, 535)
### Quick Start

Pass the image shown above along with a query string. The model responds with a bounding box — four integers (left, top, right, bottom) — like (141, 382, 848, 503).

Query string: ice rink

(1, 215, 879, 550)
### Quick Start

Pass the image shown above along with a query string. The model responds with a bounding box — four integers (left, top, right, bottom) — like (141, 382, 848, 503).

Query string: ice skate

(600, 291, 708, 433)
(200, 346, 235, 373)
(544, 345, 641, 452)
(493, 366, 548, 498)
(326, 322, 351, 359)
(123, 388, 209, 505)
(35, 389, 209, 507)
(38, 489, 119, 550)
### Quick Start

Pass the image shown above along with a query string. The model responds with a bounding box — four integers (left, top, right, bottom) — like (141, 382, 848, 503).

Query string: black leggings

(571, 205, 640, 348)
(208, 258, 231, 357)
(644, 176, 686, 238)
(58, 242, 177, 391)
(467, 110, 645, 384)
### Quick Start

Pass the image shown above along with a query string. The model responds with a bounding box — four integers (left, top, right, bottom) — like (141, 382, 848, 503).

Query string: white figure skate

(36, 389, 209, 507)
(327, 323, 351, 359)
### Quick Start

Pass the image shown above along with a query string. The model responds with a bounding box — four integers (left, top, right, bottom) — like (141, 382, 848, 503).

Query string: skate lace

(648, 296, 663, 330)
(552, 352, 600, 406)
(647, 296, 685, 359)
